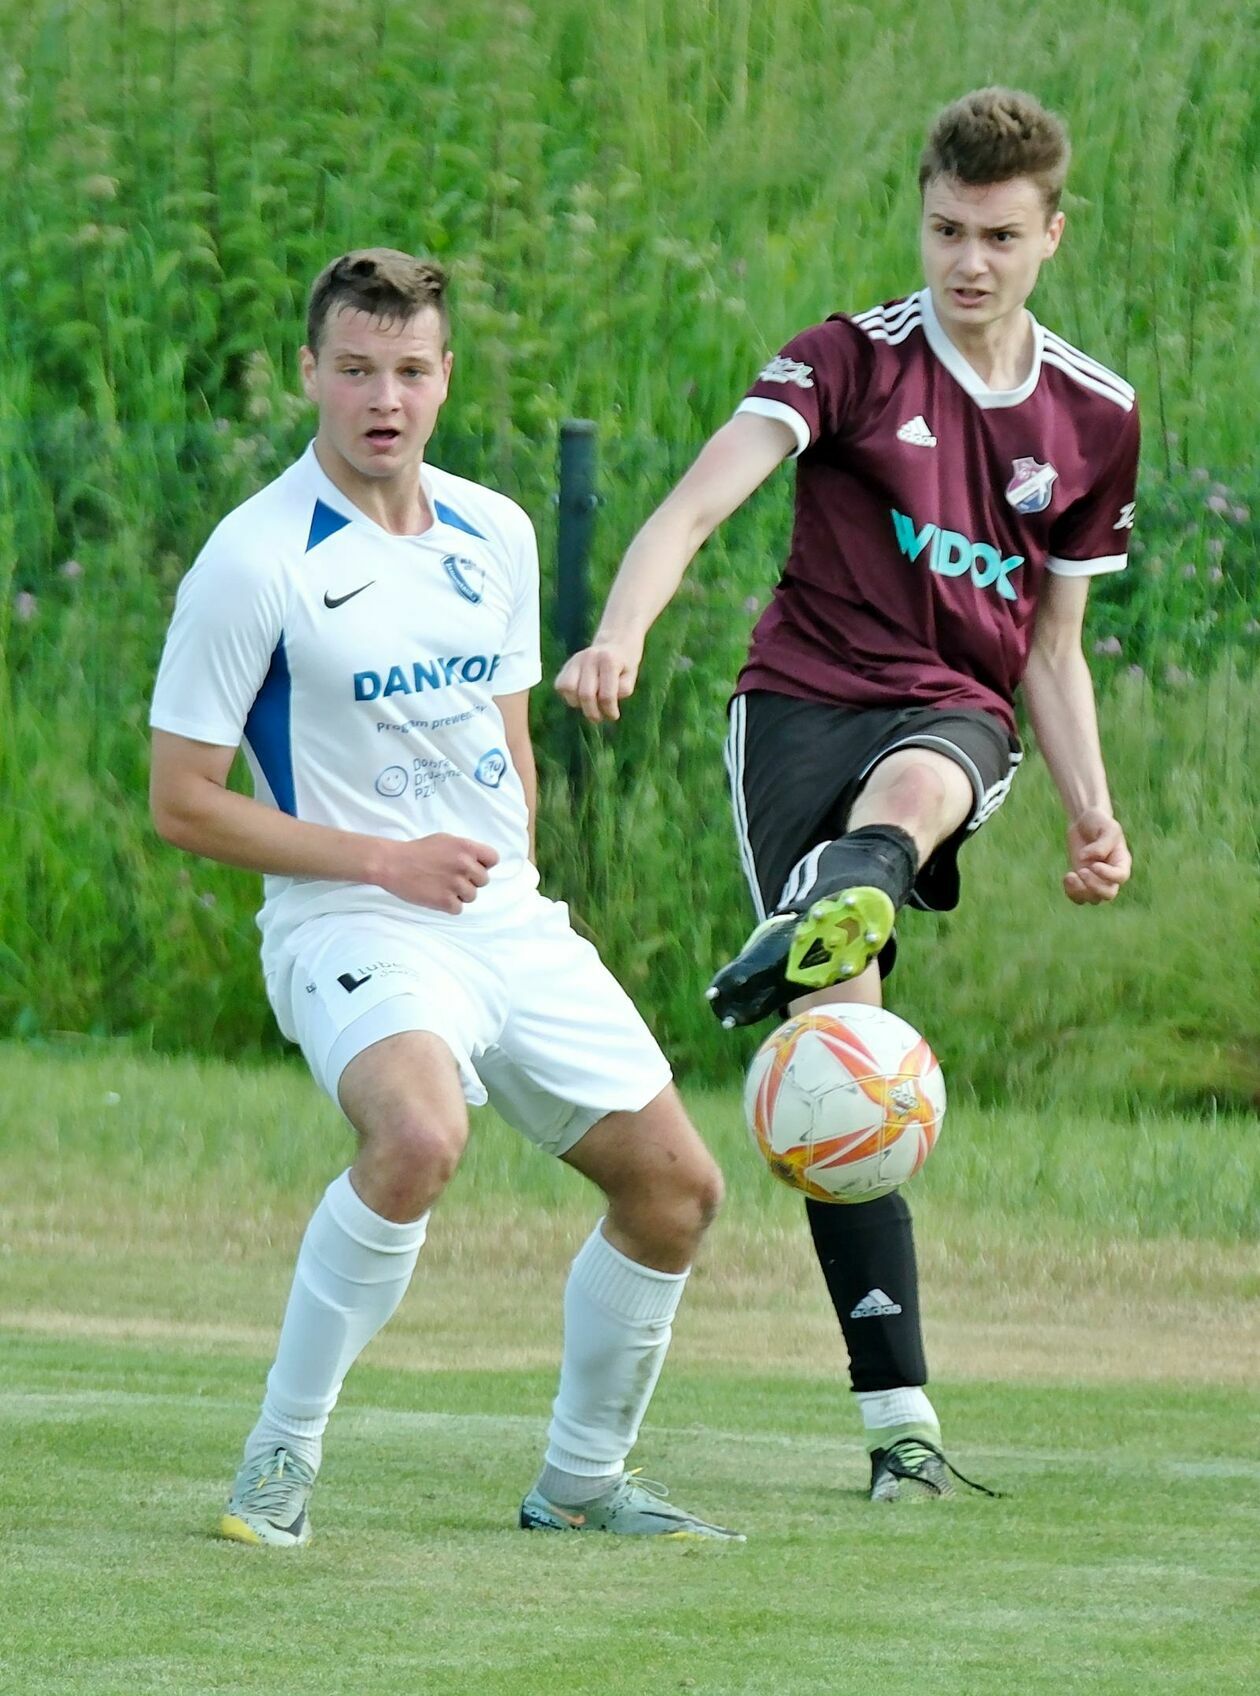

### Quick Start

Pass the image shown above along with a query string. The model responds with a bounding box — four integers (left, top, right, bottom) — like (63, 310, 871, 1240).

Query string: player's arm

(150, 731, 498, 915)
(1020, 574, 1131, 905)
(494, 689, 536, 861)
(555, 411, 795, 722)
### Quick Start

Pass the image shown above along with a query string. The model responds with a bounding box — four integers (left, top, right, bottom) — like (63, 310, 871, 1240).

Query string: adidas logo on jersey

(896, 415, 937, 448)
(850, 1288, 903, 1319)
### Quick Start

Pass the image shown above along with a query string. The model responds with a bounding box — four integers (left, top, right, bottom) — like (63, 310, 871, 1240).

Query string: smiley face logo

(375, 765, 408, 798)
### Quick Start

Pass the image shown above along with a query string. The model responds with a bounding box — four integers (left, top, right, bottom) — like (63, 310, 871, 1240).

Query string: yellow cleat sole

(217, 1511, 310, 1548)
(786, 887, 894, 989)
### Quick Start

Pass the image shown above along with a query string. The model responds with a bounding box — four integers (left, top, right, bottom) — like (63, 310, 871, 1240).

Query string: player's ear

(1043, 210, 1065, 258)
(299, 345, 319, 402)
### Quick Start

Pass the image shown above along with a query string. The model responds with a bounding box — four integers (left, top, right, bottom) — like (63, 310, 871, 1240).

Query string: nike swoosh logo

(324, 582, 374, 609)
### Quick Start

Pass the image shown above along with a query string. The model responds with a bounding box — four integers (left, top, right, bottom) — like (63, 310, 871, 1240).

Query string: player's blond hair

(919, 88, 1070, 218)
(306, 249, 449, 351)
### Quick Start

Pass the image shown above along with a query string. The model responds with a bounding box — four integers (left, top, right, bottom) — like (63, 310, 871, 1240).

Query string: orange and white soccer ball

(743, 1003, 945, 1204)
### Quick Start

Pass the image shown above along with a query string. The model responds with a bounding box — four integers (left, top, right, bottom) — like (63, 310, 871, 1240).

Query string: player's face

(920, 175, 1064, 339)
(300, 306, 453, 484)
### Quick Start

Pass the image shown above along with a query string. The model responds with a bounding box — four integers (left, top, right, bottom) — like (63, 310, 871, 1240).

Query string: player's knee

(364, 1109, 467, 1194)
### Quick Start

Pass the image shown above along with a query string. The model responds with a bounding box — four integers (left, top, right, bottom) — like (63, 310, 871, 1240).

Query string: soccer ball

(743, 1003, 945, 1204)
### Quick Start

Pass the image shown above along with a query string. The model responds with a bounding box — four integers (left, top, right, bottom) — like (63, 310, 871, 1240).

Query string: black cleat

(869, 1438, 1001, 1503)
(707, 888, 895, 1028)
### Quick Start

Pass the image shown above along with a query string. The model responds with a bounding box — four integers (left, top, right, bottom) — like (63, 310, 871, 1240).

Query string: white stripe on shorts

(724, 696, 767, 921)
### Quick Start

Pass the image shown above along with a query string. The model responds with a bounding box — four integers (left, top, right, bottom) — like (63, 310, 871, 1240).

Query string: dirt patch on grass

(4, 1201, 1255, 1387)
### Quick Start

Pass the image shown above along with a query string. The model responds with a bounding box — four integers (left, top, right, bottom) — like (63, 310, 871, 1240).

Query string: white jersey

(150, 444, 543, 965)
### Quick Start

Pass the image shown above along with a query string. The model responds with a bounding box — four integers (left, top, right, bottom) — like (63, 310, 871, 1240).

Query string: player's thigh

(476, 895, 673, 1159)
(337, 1029, 469, 1155)
(561, 1082, 722, 1218)
(726, 692, 903, 917)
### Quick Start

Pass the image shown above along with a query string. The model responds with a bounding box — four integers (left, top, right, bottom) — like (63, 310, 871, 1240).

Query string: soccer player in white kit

(149, 250, 742, 1545)
(558, 91, 1137, 1501)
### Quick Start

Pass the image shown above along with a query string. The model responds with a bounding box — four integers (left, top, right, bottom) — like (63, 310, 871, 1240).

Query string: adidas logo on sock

(850, 1288, 903, 1318)
(895, 415, 936, 448)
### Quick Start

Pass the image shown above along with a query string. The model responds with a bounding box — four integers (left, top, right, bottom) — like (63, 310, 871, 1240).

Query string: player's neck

(939, 305, 1035, 391)
(312, 439, 434, 536)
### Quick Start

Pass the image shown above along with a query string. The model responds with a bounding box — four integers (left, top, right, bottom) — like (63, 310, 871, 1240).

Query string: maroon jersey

(734, 289, 1139, 733)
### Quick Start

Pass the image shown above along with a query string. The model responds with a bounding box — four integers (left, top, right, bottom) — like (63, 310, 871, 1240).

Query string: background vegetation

(1, 0, 1257, 1106)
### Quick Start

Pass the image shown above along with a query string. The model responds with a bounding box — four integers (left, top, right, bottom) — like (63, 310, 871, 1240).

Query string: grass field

(2, 1044, 1257, 1694)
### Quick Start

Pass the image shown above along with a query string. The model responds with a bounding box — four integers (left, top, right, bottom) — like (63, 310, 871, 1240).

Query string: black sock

(806, 1191, 927, 1390)
(784, 824, 919, 916)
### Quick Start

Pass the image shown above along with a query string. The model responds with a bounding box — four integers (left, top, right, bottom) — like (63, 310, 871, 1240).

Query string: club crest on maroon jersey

(1005, 457, 1058, 515)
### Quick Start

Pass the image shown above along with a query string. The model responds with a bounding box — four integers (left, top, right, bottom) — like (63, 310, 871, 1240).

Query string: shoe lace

(242, 1449, 315, 1516)
(615, 1468, 671, 1503)
(883, 1438, 1004, 1499)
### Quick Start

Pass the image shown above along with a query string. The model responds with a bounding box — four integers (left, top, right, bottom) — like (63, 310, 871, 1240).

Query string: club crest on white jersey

(1006, 457, 1058, 515)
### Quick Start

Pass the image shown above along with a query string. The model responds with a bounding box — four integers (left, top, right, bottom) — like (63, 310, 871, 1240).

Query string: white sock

(242, 1169, 428, 1473)
(855, 1386, 940, 1449)
(538, 1222, 688, 1506)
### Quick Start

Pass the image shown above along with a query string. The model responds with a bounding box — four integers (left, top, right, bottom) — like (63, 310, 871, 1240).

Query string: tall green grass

(1, 0, 1258, 1103)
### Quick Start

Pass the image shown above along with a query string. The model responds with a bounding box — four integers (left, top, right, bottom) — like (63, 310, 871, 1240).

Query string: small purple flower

(1164, 664, 1191, 688)
(1126, 664, 1145, 679)
(1232, 505, 1250, 523)
(197, 891, 217, 908)
(1244, 620, 1260, 636)
(1180, 563, 1197, 580)
(13, 590, 37, 622)
(1190, 467, 1210, 482)
(59, 558, 84, 579)
(1093, 635, 1123, 657)
(1206, 537, 1225, 558)
(1206, 493, 1229, 514)
(742, 595, 760, 615)
(674, 655, 695, 672)
(1208, 566, 1224, 584)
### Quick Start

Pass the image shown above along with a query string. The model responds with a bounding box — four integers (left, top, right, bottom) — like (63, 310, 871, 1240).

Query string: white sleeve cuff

(734, 397, 811, 459)
(1046, 553, 1127, 578)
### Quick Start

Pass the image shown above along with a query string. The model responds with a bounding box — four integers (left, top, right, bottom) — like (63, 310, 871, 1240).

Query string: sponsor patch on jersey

(1005, 457, 1058, 515)
(474, 748, 508, 789)
(757, 355, 815, 389)
(443, 554, 486, 604)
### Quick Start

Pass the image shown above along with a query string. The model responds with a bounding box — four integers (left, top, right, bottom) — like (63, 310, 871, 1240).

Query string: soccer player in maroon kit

(557, 88, 1137, 1498)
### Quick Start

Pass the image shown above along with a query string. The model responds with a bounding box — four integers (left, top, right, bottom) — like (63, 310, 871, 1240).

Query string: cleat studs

(842, 894, 856, 909)
(721, 1015, 737, 1030)
(839, 962, 854, 978)
(864, 929, 880, 945)
(704, 985, 719, 1000)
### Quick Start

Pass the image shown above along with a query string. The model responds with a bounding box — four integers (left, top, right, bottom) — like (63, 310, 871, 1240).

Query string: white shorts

(265, 890, 673, 1157)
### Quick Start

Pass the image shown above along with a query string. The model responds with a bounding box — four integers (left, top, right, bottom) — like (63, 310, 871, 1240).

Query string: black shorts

(724, 692, 1022, 970)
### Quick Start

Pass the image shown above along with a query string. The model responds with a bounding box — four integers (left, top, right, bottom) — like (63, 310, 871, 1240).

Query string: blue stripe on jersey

(306, 499, 352, 552)
(435, 499, 486, 540)
(244, 637, 297, 815)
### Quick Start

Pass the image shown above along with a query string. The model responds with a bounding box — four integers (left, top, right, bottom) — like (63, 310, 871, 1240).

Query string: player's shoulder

(194, 452, 319, 579)
(842, 290, 928, 348)
(425, 462, 536, 554)
(1038, 323, 1137, 415)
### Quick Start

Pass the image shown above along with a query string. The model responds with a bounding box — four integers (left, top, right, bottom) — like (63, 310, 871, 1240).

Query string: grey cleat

(520, 1471, 745, 1540)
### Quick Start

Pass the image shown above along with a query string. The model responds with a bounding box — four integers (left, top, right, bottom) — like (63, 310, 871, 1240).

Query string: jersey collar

(919, 288, 1044, 410)
(300, 441, 443, 542)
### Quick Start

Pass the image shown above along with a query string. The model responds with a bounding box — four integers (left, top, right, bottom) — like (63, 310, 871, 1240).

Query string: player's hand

(376, 834, 500, 914)
(554, 635, 644, 722)
(1063, 808, 1131, 905)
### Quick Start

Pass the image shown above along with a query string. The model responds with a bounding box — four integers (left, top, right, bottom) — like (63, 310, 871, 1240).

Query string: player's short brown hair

(919, 88, 1070, 218)
(306, 249, 449, 352)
